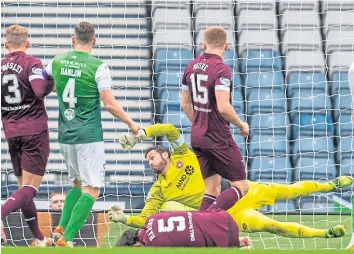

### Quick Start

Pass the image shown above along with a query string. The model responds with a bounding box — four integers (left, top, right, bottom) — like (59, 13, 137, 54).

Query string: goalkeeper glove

(119, 129, 147, 151)
(108, 205, 127, 223)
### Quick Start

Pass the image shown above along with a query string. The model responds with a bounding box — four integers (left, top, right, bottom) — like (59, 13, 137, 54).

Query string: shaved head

(5, 24, 28, 48)
(203, 26, 227, 49)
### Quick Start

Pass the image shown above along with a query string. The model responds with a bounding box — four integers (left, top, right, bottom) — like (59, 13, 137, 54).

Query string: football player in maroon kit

(181, 26, 249, 211)
(1, 24, 54, 246)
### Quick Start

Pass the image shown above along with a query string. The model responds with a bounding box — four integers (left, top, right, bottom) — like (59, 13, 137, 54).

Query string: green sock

(59, 187, 82, 230)
(63, 193, 95, 241)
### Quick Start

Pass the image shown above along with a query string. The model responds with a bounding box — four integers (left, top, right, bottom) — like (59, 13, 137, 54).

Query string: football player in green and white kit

(43, 21, 139, 247)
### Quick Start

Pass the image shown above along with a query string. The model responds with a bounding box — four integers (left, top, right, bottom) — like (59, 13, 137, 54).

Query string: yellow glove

(119, 129, 147, 151)
(108, 205, 127, 223)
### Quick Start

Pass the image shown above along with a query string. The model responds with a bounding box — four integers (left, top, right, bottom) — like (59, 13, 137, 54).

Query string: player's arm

(96, 63, 138, 134)
(109, 182, 164, 228)
(348, 63, 354, 123)
(29, 58, 54, 98)
(215, 65, 249, 137)
(42, 58, 56, 93)
(180, 67, 194, 122)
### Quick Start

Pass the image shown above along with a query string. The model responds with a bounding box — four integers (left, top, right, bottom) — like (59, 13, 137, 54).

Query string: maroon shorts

(192, 144, 246, 182)
(6, 130, 49, 176)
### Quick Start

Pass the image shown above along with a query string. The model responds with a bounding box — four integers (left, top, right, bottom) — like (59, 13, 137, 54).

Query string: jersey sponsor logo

(220, 77, 231, 87)
(31, 67, 43, 75)
(187, 212, 195, 242)
(176, 165, 194, 190)
(64, 108, 76, 121)
(176, 160, 184, 169)
(146, 218, 156, 242)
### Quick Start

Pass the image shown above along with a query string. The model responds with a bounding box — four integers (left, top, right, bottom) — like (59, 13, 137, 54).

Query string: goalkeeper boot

(329, 176, 354, 190)
(347, 243, 354, 251)
(1, 221, 7, 245)
(56, 236, 73, 248)
(52, 226, 64, 244)
(325, 225, 346, 238)
(34, 237, 54, 247)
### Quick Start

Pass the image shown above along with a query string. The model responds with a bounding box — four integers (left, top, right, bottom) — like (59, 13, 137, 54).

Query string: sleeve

(214, 64, 232, 92)
(28, 57, 45, 82)
(95, 63, 112, 91)
(181, 65, 189, 91)
(28, 58, 54, 98)
(42, 58, 54, 79)
(348, 62, 354, 108)
(125, 182, 164, 228)
(144, 123, 190, 156)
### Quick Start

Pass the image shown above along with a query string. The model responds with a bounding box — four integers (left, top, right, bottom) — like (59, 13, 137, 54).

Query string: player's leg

(207, 144, 248, 211)
(347, 195, 354, 250)
(192, 146, 219, 210)
(274, 176, 354, 201)
(57, 142, 105, 246)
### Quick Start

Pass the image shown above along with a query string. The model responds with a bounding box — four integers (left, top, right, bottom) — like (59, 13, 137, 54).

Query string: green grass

(103, 214, 352, 250)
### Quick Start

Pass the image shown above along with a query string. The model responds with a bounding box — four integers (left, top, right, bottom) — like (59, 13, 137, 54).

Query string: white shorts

(60, 142, 105, 188)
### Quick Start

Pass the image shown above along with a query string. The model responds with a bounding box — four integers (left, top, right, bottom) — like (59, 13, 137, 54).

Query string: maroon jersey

(1, 52, 48, 139)
(138, 209, 239, 247)
(182, 53, 234, 149)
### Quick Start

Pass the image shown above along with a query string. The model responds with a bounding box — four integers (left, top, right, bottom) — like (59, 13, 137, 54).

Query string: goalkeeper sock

(63, 193, 95, 241)
(22, 199, 44, 240)
(273, 222, 326, 238)
(59, 187, 82, 230)
(200, 194, 216, 211)
(207, 186, 242, 211)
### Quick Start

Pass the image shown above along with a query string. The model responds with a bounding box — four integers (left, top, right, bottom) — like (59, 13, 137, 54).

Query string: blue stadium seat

(156, 72, 181, 92)
(241, 50, 282, 72)
(154, 49, 193, 72)
(293, 137, 334, 164)
(337, 136, 354, 161)
(247, 89, 286, 115)
(340, 158, 353, 177)
(330, 72, 349, 98)
(335, 114, 353, 137)
(292, 113, 334, 137)
(270, 201, 296, 213)
(287, 72, 327, 98)
(289, 92, 332, 118)
(233, 72, 242, 91)
(232, 134, 246, 157)
(244, 71, 284, 91)
(294, 157, 337, 181)
(162, 106, 191, 128)
(197, 49, 239, 69)
(250, 112, 290, 136)
(250, 156, 292, 183)
(298, 196, 335, 213)
(333, 92, 353, 120)
(233, 88, 245, 117)
(159, 88, 180, 114)
(249, 134, 288, 157)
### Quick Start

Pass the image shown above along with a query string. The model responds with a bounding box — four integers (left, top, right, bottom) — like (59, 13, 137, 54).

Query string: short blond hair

(204, 26, 227, 49)
(6, 24, 28, 46)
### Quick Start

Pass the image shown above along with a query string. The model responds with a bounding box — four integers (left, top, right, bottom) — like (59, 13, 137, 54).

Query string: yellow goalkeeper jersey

(125, 124, 205, 228)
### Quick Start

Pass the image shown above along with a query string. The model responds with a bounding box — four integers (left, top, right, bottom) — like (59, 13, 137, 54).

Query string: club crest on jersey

(176, 160, 184, 169)
(64, 108, 75, 121)
(220, 77, 231, 87)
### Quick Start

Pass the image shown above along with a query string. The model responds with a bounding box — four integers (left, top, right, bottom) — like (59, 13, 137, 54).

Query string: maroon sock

(207, 186, 242, 211)
(1, 186, 37, 219)
(22, 199, 44, 240)
(200, 194, 216, 211)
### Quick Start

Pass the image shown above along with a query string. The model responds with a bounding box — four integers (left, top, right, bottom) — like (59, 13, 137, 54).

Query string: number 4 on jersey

(62, 78, 77, 108)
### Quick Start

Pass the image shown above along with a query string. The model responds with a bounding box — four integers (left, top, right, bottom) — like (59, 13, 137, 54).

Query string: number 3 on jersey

(63, 78, 77, 108)
(190, 73, 208, 104)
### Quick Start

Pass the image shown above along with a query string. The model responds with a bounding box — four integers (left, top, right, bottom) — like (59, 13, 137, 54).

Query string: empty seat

(236, 0, 276, 13)
(196, 29, 235, 51)
(340, 158, 353, 176)
(269, 201, 296, 212)
(152, 8, 191, 31)
(195, 9, 234, 31)
(322, 1, 354, 12)
(160, 88, 180, 114)
(238, 30, 279, 54)
(292, 113, 334, 138)
(153, 29, 192, 52)
(247, 89, 286, 115)
(326, 30, 354, 54)
(328, 51, 354, 77)
(250, 112, 290, 135)
(244, 71, 284, 91)
(156, 72, 181, 88)
(286, 51, 325, 74)
(333, 92, 353, 120)
(249, 134, 289, 157)
(237, 10, 277, 31)
(293, 137, 334, 163)
(233, 89, 245, 116)
(336, 113, 353, 137)
(323, 11, 354, 34)
(330, 71, 350, 97)
(299, 196, 335, 213)
(241, 50, 282, 72)
(289, 91, 332, 115)
(250, 156, 292, 182)
(162, 108, 191, 128)
(337, 136, 354, 161)
(232, 133, 246, 156)
(280, 10, 320, 32)
(287, 72, 327, 97)
(196, 50, 239, 69)
(194, 0, 233, 13)
(281, 30, 323, 55)
(152, 0, 191, 14)
(154, 49, 193, 72)
(295, 157, 337, 181)
(279, 0, 319, 13)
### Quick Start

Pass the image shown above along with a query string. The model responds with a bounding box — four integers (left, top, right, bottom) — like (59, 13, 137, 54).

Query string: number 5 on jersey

(157, 216, 186, 233)
(63, 78, 77, 108)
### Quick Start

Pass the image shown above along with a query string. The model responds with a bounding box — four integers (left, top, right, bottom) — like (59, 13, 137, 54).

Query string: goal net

(1, 0, 353, 250)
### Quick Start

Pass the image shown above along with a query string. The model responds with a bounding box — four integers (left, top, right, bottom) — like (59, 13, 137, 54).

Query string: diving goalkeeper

(110, 123, 351, 239)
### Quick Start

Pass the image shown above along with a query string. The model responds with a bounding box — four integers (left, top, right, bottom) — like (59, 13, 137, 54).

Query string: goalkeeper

(111, 123, 351, 239)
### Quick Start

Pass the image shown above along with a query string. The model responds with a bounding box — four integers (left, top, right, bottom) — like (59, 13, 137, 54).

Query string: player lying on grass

(112, 122, 350, 239)
(113, 209, 250, 248)
(1, 24, 54, 247)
